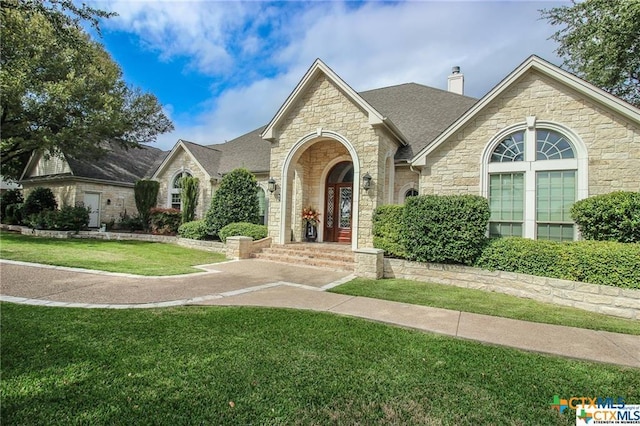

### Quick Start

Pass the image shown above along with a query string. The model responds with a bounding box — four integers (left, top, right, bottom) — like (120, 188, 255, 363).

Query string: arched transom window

(170, 171, 192, 210)
(486, 125, 583, 242)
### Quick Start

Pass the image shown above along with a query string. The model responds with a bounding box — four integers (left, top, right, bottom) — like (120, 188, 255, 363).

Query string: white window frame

(169, 169, 192, 210)
(480, 118, 588, 240)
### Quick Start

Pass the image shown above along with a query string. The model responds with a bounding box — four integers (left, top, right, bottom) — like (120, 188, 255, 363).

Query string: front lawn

(2, 303, 638, 425)
(330, 278, 640, 335)
(0, 232, 226, 275)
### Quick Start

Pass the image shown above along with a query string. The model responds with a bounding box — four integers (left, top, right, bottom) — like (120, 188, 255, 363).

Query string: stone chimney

(448, 66, 464, 95)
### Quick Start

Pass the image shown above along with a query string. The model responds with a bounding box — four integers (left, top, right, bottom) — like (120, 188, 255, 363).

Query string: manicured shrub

(116, 211, 144, 231)
(205, 168, 260, 237)
(403, 195, 490, 265)
(134, 180, 160, 231)
(475, 237, 640, 289)
(149, 208, 181, 235)
(218, 222, 268, 243)
(55, 205, 91, 232)
(0, 188, 23, 223)
(23, 187, 57, 218)
(178, 220, 209, 240)
(372, 204, 407, 258)
(570, 191, 640, 243)
(180, 176, 200, 224)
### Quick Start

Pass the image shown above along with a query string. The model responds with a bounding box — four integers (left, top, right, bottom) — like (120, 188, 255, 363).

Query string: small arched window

(170, 171, 191, 210)
(405, 188, 418, 199)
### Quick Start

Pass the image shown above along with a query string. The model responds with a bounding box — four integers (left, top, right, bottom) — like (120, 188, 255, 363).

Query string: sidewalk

(1, 259, 639, 368)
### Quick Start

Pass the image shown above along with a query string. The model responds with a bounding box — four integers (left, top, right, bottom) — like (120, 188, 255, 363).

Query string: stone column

(354, 248, 384, 279)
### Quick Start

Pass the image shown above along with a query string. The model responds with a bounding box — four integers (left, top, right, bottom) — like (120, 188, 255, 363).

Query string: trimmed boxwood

(178, 220, 209, 240)
(218, 222, 268, 243)
(571, 191, 640, 243)
(475, 237, 640, 289)
(403, 195, 490, 265)
(372, 204, 407, 258)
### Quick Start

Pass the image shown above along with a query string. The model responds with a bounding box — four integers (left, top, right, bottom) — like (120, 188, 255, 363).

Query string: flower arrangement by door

(302, 207, 320, 242)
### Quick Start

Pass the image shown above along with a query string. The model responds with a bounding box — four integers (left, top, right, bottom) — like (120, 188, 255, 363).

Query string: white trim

(168, 169, 193, 209)
(151, 140, 211, 180)
(261, 59, 407, 144)
(480, 121, 588, 240)
(280, 130, 361, 250)
(413, 55, 640, 166)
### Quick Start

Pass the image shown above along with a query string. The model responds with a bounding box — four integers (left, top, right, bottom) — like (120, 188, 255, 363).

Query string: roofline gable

(261, 58, 407, 144)
(151, 139, 212, 180)
(411, 55, 640, 165)
(20, 150, 72, 181)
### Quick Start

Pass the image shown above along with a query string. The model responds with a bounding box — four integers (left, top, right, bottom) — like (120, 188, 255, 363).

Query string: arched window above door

(170, 171, 192, 210)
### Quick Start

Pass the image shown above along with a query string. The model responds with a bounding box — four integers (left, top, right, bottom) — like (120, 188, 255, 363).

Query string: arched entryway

(324, 161, 353, 243)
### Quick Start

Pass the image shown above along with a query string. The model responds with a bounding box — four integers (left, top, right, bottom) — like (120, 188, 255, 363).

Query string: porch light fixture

(362, 172, 372, 191)
(268, 177, 276, 193)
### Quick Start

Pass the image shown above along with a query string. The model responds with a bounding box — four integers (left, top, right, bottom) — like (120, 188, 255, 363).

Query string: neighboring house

(20, 55, 640, 241)
(0, 177, 20, 194)
(20, 144, 166, 227)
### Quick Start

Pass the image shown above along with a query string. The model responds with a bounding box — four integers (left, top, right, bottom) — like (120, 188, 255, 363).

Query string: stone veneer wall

(384, 258, 640, 320)
(156, 148, 211, 219)
(267, 74, 400, 248)
(393, 165, 419, 204)
(22, 180, 137, 225)
(421, 70, 640, 196)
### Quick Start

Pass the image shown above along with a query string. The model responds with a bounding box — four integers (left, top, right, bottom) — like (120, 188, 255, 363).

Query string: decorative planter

(305, 222, 318, 242)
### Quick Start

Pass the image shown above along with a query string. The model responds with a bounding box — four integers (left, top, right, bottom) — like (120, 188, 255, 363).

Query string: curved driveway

(2, 259, 639, 368)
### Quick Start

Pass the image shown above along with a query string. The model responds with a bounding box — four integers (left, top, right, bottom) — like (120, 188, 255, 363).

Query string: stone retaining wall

(384, 258, 640, 320)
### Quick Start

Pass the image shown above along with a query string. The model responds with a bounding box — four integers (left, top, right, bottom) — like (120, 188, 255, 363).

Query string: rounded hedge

(570, 191, 640, 243)
(218, 222, 268, 243)
(178, 220, 209, 240)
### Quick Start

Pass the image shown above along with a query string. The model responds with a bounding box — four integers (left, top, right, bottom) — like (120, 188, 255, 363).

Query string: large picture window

(485, 123, 584, 241)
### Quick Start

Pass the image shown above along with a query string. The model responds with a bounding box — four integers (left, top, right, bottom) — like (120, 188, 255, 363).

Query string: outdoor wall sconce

(106, 199, 111, 205)
(268, 177, 277, 193)
(362, 172, 372, 191)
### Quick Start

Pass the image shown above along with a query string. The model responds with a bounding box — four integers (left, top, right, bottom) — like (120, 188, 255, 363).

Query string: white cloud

(103, 0, 569, 151)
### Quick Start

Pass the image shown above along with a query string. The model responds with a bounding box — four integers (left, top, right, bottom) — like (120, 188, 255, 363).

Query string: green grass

(0, 232, 226, 275)
(2, 303, 638, 425)
(330, 278, 640, 335)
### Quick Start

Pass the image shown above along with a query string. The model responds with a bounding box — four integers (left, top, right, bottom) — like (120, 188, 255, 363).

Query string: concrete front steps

(252, 243, 355, 272)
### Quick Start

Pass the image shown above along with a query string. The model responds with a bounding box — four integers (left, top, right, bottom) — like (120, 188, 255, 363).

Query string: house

(21, 55, 640, 244)
(20, 143, 166, 227)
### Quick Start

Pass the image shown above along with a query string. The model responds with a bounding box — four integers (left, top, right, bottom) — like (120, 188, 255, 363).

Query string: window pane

(489, 173, 524, 235)
(536, 130, 575, 160)
(490, 132, 525, 162)
(537, 224, 574, 242)
(536, 171, 575, 223)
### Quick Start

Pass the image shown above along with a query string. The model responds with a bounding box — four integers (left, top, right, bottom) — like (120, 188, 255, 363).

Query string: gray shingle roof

(359, 83, 477, 160)
(65, 143, 167, 183)
(208, 125, 270, 174)
(179, 140, 222, 176)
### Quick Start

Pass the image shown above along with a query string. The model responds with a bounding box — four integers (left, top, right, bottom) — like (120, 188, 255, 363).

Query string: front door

(83, 193, 100, 228)
(324, 162, 353, 243)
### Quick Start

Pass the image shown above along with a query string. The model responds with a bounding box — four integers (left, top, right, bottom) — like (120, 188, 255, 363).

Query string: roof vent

(448, 66, 464, 95)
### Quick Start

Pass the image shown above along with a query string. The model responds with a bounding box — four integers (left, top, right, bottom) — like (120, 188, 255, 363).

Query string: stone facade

(21, 179, 137, 226)
(155, 147, 212, 220)
(421, 70, 640, 196)
(267, 74, 401, 248)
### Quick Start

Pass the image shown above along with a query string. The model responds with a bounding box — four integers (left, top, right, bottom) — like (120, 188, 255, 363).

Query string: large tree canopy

(541, 0, 640, 107)
(0, 0, 174, 180)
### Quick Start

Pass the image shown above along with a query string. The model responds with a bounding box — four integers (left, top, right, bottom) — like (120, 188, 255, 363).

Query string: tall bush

(180, 176, 200, 224)
(0, 189, 23, 224)
(134, 180, 160, 230)
(403, 195, 490, 265)
(23, 187, 57, 218)
(205, 168, 260, 237)
(571, 191, 640, 243)
(372, 204, 407, 258)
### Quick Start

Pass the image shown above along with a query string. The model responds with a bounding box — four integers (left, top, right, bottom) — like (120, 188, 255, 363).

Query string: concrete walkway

(1, 259, 639, 368)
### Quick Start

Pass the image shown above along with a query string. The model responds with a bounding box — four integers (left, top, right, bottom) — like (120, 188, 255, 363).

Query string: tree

(0, 1, 174, 180)
(205, 168, 260, 237)
(134, 180, 160, 231)
(541, 0, 640, 107)
(180, 176, 200, 224)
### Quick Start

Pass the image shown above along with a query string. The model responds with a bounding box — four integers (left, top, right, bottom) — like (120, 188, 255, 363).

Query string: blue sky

(93, 0, 570, 151)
